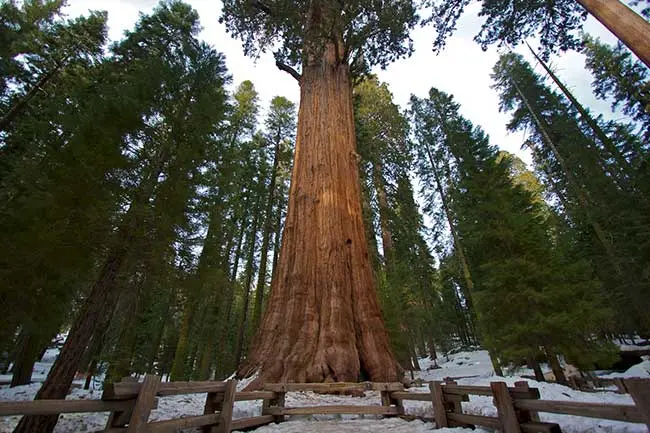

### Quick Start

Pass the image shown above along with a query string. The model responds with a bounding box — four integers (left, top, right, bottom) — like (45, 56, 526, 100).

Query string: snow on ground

(601, 359, 650, 379)
(416, 349, 496, 382)
(240, 419, 476, 433)
(409, 350, 647, 433)
(1, 348, 648, 433)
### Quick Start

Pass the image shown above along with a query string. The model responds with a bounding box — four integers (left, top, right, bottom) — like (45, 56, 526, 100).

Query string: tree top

(220, 0, 419, 77)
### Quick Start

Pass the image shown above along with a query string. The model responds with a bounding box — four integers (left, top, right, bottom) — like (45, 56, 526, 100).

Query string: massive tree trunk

(575, 0, 650, 69)
(237, 40, 400, 386)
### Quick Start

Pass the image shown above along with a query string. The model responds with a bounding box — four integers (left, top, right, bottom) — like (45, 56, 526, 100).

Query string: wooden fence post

(203, 388, 224, 433)
(491, 382, 522, 433)
(380, 383, 403, 417)
(274, 389, 286, 423)
(625, 378, 650, 431)
(430, 381, 448, 428)
(104, 377, 138, 429)
(217, 380, 237, 433)
(444, 380, 463, 415)
(126, 374, 161, 433)
(613, 378, 628, 394)
(514, 381, 540, 422)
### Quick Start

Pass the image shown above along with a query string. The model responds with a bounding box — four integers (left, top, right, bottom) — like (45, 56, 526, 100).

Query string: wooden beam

(263, 382, 403, 393)
(148, 414, 220, 433)
(390, 391, 435, 402)
(265, 405, 400, 415)
(513, 399, 643, 423)
(442, 384, 493, 396)
(126, 374, 161, 433)
(430, 381, 448, 428)
(217, 380, 237, 433)
(624, 378, 650, 430)
(230, 415, 276, 431)
(203, 392, 220, 433)
(447, 412, 501, 429)
(235, 391, 277, 401)
(0, 399, 134, 416)
(514, 381, 540, 422)
(103, 380, 227, 400)
(443, 384, 540, 399)
(520, 422, 562, 433)
(491, 382, 522, 433)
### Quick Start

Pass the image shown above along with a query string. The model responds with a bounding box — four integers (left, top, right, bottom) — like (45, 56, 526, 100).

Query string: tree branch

(275, 61, 301, 82)
(251, 0, 274, 16)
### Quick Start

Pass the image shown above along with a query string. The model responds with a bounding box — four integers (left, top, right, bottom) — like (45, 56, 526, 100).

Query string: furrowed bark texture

(238, 42, 400, 386)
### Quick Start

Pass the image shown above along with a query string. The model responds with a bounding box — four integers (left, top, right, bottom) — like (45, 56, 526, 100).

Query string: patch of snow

(601, 360, 650, 379)
(416, 350, 495, 382)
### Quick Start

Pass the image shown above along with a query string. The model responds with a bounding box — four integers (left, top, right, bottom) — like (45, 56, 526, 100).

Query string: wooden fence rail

(0, 377, 648, 432)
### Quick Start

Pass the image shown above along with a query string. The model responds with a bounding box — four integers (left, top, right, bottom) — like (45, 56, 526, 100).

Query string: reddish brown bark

(238, 40, 400, 386)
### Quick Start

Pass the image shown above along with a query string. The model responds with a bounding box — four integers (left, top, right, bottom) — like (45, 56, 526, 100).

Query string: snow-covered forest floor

(1, 348, 648, 433)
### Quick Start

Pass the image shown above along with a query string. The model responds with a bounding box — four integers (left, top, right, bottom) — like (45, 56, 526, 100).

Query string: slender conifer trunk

(238, 35, 399, 385)
(251, 134, 282, 333)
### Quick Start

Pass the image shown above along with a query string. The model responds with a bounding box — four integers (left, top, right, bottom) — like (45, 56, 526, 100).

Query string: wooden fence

(0, 377, 648, 432)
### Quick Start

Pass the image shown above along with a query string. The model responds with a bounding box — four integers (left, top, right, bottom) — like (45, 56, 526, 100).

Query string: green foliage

(492, 52, 650, 335)
(582, 35, 650, 142)
(220, 0, 418, 74)
(411, 87, 615, 369)
(425, 0, 586, 55)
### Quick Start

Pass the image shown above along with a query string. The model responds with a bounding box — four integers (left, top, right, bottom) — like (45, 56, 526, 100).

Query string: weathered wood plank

(264, 383, 364, 392)
(235, 391, 277, 401)
(515, 381, 540, 423)
(103, 380, 227, 400)
(430, 382, 448, 428)
(265, 405, 400, 415)
(126, 374, 161, 433)
(622, 379, 650, 430)
(513, 399, 643, 423)
(380, 390, 392, 407)
(443, 384, 540, 399)
(492, 382, 522, 433)
(443, 385, 493, 397)
(0, 399, 134, 416)
(203, 392, 220, 433)
(230, 415, 276, 431)
(147, 414, 220, 433)
(520, 422, 563, 433)
(444, 394, 470, 403)
(390, 391, 433, 402)
(371, 383, 404, 392)
(217, 380, 237, 433)
(272, 391, 286, 423)
(447, 412, 501, 429)
(263, 382, 403, 393)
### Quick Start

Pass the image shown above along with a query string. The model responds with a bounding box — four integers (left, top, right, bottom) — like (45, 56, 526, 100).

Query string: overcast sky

(63, 0, 627, 165)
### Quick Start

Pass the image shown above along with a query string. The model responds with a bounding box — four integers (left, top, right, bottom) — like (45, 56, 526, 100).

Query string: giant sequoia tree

(221, 0, 419, 384)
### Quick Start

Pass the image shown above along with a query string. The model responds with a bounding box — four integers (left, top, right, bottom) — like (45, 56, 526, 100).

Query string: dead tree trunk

(238, 38, 399, 385)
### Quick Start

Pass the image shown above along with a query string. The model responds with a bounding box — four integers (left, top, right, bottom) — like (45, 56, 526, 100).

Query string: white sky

(63, 0, 628, 166)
